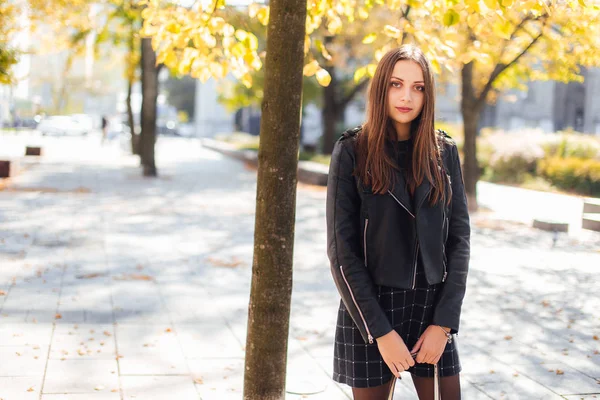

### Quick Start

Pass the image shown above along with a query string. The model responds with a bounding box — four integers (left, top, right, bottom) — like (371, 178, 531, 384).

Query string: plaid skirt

(333, 260, 461, 388)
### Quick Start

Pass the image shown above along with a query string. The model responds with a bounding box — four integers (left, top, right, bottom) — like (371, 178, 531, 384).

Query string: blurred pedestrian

(326, 44, 470, 400)
(101, 115, 108, 144)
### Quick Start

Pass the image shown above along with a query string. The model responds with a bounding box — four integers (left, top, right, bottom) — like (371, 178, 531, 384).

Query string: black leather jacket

(326, 126, 470, 344)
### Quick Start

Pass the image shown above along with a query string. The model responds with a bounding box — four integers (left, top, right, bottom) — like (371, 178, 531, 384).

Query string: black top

(388, 136, 413, 173)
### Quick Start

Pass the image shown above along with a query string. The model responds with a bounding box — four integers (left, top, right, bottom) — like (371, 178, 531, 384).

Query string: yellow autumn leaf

(303, 60, 320, 77)
(166, 22, 180, 34)
(362, 33, 377, 44)
(315, 68, 331, 87)
(501, 0, 514, 6)
(483, 0, 498, 9)
(209, 17, 225, 31)
(249, 3, 261, 18)
(257, 8, 269, 26)
(383, 25, 401, 39)
(241, 73, 253, 88)
(235, 29, 248, 42)
(222, 24, 235, 37)
(231, 43, 246, 58)
(358, 7, 369, 19)
(430, 58, 441, 74)
(304, 36, 311, 54)
(367, 63, 377, 77)
(354, 66, 367, 82)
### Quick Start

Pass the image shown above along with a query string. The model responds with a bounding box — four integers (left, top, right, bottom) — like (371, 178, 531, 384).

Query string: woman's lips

(395, 107, 413, 113)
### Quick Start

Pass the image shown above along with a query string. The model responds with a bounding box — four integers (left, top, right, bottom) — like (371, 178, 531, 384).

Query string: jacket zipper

(412, 242, 419, 289)
(366, 170, 415, 219)
(340, 266, 374, 344)
(363, 218, 369, 266)
(442, 215, 448, 282)
(387, 190, 415, 218)
(411, 187, 430, 289)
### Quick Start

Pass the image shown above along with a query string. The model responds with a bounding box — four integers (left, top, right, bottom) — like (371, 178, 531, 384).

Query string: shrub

(542, 133, 600, 160)
(482, 131, 545, 184)
(538, 157, 600, 196)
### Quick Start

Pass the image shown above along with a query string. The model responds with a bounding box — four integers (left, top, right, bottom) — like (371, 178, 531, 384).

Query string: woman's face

(386, 60, 425, 129)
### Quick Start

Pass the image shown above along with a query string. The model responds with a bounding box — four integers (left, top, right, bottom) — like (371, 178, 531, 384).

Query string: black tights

(351, 374, 461, 400)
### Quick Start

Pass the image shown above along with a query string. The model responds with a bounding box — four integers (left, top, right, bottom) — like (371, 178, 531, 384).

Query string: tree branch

(477, 16, 548, 104)
(340, 78, 370, 109)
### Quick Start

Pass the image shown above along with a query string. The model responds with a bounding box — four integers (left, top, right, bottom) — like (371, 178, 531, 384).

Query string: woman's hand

(376, 330, 415, 378)
(410, 325, 449, 365)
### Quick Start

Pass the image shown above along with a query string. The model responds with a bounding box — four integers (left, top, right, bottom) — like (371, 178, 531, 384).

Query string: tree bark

(460, 61, 482, 211)
(242, 0, 307, 398)
(140, 37, 157, 177)
(321, 64, 342, 155)
(126, 77, 138, 155)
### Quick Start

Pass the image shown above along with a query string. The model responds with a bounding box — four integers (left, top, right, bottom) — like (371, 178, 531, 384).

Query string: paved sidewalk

(0, 133, 599, 399)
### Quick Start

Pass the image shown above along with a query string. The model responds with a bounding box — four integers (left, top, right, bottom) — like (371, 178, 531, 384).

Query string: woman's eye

(391, 82, 401, 88)
(416, 86, 425, 91)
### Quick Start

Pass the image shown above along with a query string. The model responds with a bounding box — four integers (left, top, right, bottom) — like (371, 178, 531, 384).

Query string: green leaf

(443, 9, 460, 27)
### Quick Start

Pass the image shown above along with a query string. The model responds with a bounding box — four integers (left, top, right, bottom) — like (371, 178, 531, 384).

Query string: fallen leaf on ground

(504, 336, 513, 340)
(94, 385, 105, 391)
(541, 300, 550, 307)
(0, 291, 6, 296)
(194, 377, 204, 384)
(593, 335, 599, 341)
(113, 274, 154, 281)
(165, 328, 172, 333)
(27, 387, 34, 392)
(103, 331, 112, 337)
(76, 273, 105, 279)
(556, 370, 564, 375)
(206, 256, 245, 268)
(55, 314, 62, 320)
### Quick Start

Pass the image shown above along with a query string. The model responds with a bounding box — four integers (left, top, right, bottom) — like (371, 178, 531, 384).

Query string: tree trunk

(126, 77, 139, 155)
(321, 65, 342, 155)
(140, 37, 157, 177)
(460, 62, 481, 211)
(242, 0, 307, 398)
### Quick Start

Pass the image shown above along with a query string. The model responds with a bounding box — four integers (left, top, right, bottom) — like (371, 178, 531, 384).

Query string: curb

(201, 138, 329, 186)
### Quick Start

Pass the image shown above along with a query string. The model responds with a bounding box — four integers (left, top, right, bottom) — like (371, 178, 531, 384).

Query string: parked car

(36, 115, 90, 136)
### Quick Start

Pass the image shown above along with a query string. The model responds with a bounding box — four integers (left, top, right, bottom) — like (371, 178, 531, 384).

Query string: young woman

(326, 45, 470, 400)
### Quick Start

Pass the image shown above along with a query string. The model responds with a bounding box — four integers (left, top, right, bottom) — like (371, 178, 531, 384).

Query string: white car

(36, 116, 90, 136)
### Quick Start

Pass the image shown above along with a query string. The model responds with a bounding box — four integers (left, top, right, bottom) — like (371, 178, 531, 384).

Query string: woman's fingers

(390, 361, 402, 377)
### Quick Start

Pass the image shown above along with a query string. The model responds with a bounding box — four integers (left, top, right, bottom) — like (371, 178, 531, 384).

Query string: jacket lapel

(414, 178, 431, 214)
(388, 169, 414, 217)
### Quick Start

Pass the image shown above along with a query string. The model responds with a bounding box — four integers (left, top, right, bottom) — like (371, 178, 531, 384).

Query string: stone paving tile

(0, 322, 53, 346)
(0, 345, 48, 377)
(115, 324, 188, 375)
(50, 324, 116, 360)
(121, 376, 199, 400)
(513, 362, 600, 396)
(43, 359, 120, 394)
(0, 376, 42, 399)
(42, 394, 121, 400)
(176, 323, 244, 359)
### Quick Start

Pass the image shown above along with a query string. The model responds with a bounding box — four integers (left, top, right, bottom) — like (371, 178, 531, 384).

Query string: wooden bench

(582, 213, 600, 232)
(0, 160, 11, 178)
(25, 146, 42, 156)
(583, 198, 600, 214)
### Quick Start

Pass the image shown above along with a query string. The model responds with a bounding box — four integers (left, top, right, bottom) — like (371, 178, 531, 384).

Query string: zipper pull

(368, 335, 374, 344)
(442, 271, 448, 282)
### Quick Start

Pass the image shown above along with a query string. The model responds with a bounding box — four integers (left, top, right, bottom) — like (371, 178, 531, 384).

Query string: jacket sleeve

(432, 142, 471, 334)
(326, 139, 393, 344)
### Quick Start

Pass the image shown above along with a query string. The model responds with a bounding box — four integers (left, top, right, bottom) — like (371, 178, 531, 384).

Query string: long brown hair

(354, 45, 447, 206)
